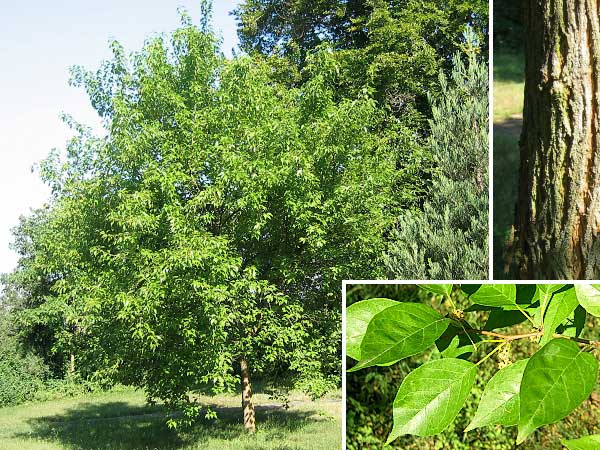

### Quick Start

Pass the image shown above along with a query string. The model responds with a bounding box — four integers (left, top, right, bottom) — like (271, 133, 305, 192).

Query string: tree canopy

(5, 13, 407, 424)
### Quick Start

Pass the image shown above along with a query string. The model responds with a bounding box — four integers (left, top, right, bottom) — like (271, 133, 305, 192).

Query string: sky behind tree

(0, 1, 240, 275)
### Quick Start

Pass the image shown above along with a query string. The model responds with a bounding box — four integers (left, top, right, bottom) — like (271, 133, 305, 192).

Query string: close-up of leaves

(346, 284, 600, 449)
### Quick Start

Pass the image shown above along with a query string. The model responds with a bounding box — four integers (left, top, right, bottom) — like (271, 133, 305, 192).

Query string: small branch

(515, 304, 535, 325)
(462, 327, 543, 341)
(461, 327, 600, 348)
(553, 334, 600, 348)
(476, 342, 506, 366)
(444, 293, 456, 312)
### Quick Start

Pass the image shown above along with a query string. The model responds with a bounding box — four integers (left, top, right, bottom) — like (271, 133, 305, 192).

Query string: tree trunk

(516, 0, 600, 278)
(69, 353, 75, 376)
(240, 358, 256, 433)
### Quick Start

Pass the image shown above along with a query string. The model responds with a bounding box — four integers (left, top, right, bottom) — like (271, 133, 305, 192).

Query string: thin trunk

(69, 353, 75, 376)
(516, 0, 600, 278)
(240, 358, 256, 433)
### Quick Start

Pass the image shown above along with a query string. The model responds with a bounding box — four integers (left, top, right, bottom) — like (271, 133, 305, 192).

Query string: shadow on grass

(14, 401, 322, 450)
(493, 126, 521, 279)
(494, 117, 522, 139)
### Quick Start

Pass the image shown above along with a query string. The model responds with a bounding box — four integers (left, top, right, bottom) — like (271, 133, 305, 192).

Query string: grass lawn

(0, 388, 341, 450)
(493, 51, 524, 278)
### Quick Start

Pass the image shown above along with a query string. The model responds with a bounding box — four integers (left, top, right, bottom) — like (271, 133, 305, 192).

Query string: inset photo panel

(493, 2, 600, 279)
(344, 282, 600, 449)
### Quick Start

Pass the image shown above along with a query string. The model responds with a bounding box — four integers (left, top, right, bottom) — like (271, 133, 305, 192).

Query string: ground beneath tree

(494, 114, 522, 139)
(0, 388, 341, 450)
(493, 114, 523, 278)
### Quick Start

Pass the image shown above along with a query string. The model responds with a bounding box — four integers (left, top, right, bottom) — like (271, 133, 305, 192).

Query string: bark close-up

(516, 0, 600, 279)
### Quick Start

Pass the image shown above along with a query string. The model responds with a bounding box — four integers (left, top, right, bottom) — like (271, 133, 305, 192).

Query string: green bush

(0, 332, 48, 407)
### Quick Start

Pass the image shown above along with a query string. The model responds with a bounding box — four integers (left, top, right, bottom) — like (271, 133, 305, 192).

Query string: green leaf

(540, 287, 578, 346)
(575, 284, 600, 317)
(435, 322, 481, 359)
(534, 285, 570, 327)
(517, 338, 598, 444)
(417, 284, 453, 296)
(462, 284, 516, 307)
(563, 435, 600, 450)
(516, 284, 540, 305)
(387, 359, 476, 442)
(348, 303, 449, 372)
(346, 298, 398, 360)
(465, 359, 528, 432)
(559, 306, 586, 338)
(484, 309, 528, 331)
(539, 284, 568, 295)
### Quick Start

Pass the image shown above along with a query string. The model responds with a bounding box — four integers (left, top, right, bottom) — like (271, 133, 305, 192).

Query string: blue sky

(0, 1, 241, 275)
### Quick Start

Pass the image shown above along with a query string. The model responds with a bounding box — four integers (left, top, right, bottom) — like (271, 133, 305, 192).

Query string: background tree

(493, 0, 521, 50)
(235, 0, 489, 276)
(235, 0, 488, 117)
(515, 0, 600, 279)
(384, 33, 488, 279)
(3, 210, 77, 378)
(8, 12, 404, 430)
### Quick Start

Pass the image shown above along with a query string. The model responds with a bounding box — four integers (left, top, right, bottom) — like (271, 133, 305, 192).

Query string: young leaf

(348, 303, 449, 372)
(517, 339, 598, 444)
(417, 284, 453, 296)
(346, 298, 398, 360)
(575, 284, 600, 317)
(462, 284, 517, 307)
(563, 434, 600, 450)
(465, 359, 528, 432)
(386, 359, 476, 442)
(540, 287, 578, 345)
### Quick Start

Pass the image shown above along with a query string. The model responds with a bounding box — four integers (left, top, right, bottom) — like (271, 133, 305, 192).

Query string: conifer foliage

(384, 31, 488, 279)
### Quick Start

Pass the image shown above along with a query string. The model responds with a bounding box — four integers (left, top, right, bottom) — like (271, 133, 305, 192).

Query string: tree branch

(459, 326, 600, 348)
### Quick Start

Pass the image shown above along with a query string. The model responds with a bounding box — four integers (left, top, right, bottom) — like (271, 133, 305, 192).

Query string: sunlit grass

(493, 52, 524, 121)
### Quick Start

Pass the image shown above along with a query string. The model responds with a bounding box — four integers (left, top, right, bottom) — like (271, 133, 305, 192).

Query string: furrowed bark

(240, 357, 256, 433)
(516, 0, 600, 279)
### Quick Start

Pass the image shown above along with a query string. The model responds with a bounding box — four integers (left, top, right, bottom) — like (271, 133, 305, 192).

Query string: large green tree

(8, 13, 404, 430)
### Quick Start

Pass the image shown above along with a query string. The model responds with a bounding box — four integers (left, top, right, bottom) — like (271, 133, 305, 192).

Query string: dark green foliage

(384, 35, 488, 279)
(0, 306, 48, 407)
(494, 0, 522, 51)
(235, 0, 371, 57)
(236, 1, 490, 282)
(235, 0, 488, 122)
